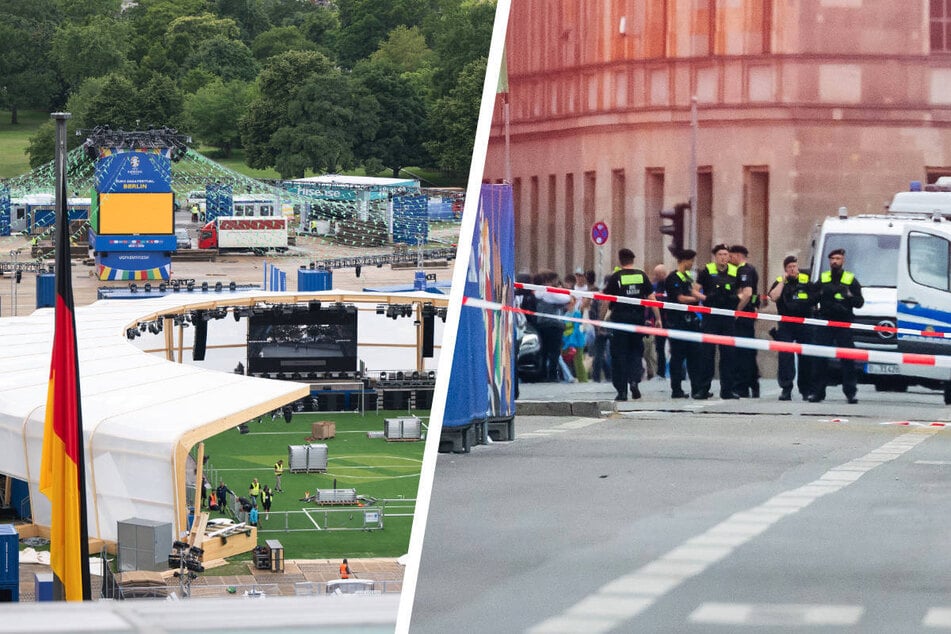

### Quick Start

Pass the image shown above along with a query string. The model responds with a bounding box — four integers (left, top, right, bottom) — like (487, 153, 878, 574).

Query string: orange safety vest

(340, 563, 349, 578)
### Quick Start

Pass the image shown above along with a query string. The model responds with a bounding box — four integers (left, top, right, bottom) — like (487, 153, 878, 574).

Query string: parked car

(175, 228, 192, 250)
(517, 322, 545, 381)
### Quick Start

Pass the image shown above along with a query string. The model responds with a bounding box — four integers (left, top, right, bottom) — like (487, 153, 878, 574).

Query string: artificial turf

(199, 409, 426, 560)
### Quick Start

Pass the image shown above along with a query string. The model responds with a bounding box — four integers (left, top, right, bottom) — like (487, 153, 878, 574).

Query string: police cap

(828, 248, 845, 258)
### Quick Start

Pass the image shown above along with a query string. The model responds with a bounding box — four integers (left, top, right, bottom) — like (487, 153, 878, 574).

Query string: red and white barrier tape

(464, 296, 951, 368)
(515, 281, 951, 340)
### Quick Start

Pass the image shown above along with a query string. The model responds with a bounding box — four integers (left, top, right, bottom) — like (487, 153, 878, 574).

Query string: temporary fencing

(465, 296, 951, 369)
(516, 281, 951, 341)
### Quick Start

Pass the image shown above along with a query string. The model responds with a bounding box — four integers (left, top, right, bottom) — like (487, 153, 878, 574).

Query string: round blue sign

(591, 221, 609, 246)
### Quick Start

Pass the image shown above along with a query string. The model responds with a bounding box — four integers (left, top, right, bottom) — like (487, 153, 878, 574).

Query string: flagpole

(46, 112, 92, 600)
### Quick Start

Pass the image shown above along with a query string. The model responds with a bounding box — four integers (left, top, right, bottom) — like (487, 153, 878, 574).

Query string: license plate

(865, 363, 900, 375)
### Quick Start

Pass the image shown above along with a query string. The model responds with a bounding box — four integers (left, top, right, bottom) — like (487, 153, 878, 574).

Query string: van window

(818, 233, 900, 287)
(908, 231, 951, 291)
(260, 205, 273, 217)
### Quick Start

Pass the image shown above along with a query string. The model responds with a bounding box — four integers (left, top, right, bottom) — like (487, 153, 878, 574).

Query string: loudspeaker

(422, 313, 435, 358)
(193, 318, 207, 361)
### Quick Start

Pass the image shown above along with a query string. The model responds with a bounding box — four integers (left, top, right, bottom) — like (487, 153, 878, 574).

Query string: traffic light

(660, 202, 689, 251)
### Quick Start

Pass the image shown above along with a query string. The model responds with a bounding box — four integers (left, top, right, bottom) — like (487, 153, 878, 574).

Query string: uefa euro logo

(129, 156, 140, 168)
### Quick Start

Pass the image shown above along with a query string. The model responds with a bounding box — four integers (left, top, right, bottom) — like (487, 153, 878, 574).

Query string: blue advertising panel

(392, 195, 428, 245)
(206, 184, 234, 222)
(89, 228, 176, 252)
(442, 184, 516, 428)
(0, 187, 9, 236)
(95, 150, 172, 194)
(95, 250, 172, 281)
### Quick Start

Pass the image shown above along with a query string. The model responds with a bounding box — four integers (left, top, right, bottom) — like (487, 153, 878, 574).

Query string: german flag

(39, 113, 91, 601)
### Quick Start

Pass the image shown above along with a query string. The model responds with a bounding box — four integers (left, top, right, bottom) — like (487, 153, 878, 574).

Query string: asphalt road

(410, 384, 951, 633)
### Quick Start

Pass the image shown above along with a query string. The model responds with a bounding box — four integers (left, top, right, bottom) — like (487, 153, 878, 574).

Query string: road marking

(557, 418, 602, 430)
(916, 460, 951, 465)
(526, 430, 936, 633)
(689, 602, 864, 626)
(923, 607, 951, 627)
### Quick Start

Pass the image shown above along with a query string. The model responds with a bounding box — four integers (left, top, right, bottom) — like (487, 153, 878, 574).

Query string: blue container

(36, 272, 55, 309)
(298, 268, 332, 291)
(34, 573, 53, 601)
(0, 524, 18, 586)
(413, 271, 426, 291)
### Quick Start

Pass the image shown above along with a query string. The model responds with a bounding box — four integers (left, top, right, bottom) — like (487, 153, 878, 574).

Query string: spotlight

(229, 281, 236, 291)
(139, 323, 148, 332)
(428, 370, 436, 380)
(159, 283, 167, 292)
(201, 281, 209, 292)
(237, 423, 249, 434)
(309, 300, 321, 311)
(186, 281, 194, 292)
(144, 283, 151, 292)
(129, 283, 137, 293)
(148, 322, 160, 334)
(126, 328, 137, 340)
(215, 281, 222, 292)
(355, 264, 361, 278)
(376, 304, 386, 315)
(282, 406, 293, 423)
(233, 309, 241, 322)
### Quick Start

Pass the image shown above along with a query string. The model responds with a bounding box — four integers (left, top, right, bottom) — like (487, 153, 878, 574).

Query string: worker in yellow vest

(248, 477, 261, 504)
(273, 459, 284, 493)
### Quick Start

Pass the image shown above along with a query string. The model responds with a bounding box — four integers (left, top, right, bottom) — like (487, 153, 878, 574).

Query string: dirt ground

(0, 218, 462, 315)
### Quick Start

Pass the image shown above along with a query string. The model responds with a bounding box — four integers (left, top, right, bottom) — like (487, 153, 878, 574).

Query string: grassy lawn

(200, 409, 426, 561)
(0, 110, 46, 178)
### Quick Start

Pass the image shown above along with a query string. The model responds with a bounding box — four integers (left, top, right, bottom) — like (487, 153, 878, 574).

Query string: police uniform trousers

(732, 315, 760, 395)
(699, 313, 736, 397)
(811, 325, 857, 399)
(610, 327, 645, 398)
(667, 320, 701, 395)
(776, 321, 814, 397)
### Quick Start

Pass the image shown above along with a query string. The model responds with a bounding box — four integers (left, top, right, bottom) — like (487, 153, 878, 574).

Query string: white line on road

(923, 607, 951, 627)
(689, 602, 864, 626)
(526, 430, 936, 633)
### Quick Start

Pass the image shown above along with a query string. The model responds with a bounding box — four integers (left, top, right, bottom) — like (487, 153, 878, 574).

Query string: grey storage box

(288, 443, 328, 473)
(117, 518, 173, 572)
(384, 416, 421, 440)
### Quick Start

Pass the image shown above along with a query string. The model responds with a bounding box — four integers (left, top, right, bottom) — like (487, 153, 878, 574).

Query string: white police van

(809, 184, 951, 392)
(895, 219, 951, 403)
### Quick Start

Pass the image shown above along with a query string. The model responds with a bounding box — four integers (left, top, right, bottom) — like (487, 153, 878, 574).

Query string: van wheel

(944, 383, 951, 405)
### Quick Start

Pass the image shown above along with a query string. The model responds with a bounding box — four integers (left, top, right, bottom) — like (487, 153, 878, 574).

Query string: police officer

(809, 248, 864, 403)
(768, 255, 818, 401)
(730, 245, 761, 397)
(664, 248, 703, 398)
(601, 248, 659, 401)
(695, 244, 740, 399)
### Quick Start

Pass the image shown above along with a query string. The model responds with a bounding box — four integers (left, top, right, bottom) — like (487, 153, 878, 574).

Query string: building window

(932, 0, 951, 52)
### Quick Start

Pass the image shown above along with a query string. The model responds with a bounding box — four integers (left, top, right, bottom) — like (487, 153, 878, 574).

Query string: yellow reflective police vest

(820, 270, 855, 300)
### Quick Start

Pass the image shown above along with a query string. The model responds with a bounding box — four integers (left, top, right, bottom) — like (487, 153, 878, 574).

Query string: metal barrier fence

(101, 580, 403, 600)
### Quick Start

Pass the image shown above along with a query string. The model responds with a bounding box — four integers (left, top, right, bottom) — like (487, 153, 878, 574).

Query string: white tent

(0, 289, 447, 544)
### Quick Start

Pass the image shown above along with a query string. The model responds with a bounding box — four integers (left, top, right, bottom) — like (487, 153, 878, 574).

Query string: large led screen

(98, 192, 174, 235)
(247, 305, 358, 374)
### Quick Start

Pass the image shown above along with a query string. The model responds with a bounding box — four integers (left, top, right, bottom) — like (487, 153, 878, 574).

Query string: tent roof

(0, 289, 446, 541)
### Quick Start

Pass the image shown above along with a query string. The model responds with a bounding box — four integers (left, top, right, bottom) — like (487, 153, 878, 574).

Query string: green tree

(368, 25, 434, 74)
(184, 36, 259, 82)
(125, 0, 206, 61)
(335, 0, 435, 67)
(51, 16, 133, 89)
(183, 79, 254, 156)
(164, 13, 241, 66)
(240, 50, 335, 170)
(214, 0, 271, 41)
(354, 63, 430, 177)
(429, 0, 496, 97)
(426, 56, 485, 175)
(251, 26, 317, 61)
(54, 0, 121, 23)
(0, 4, 61, 124)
